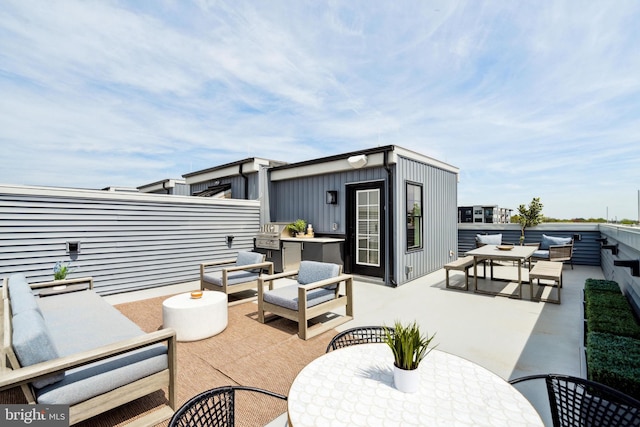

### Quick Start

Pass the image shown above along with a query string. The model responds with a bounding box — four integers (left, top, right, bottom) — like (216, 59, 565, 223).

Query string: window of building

(406, 182, 423, 250)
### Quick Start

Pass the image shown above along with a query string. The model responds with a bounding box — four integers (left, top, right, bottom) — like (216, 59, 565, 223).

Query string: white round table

(288, 344, 543, 426)
(162, 291, 228, 341)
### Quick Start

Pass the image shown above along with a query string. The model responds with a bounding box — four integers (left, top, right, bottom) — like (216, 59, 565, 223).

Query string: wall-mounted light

(326, 190, 338, 205)
(66, 241, 81, 253)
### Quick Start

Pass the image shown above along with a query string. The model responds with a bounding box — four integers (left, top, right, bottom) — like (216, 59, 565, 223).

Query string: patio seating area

(90, 263, 603, 426)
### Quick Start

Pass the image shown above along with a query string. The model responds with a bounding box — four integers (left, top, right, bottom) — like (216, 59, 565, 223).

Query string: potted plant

(53, 260, 75, 281)
(384, 320, 437, 393)
(286, 219, 307, 237)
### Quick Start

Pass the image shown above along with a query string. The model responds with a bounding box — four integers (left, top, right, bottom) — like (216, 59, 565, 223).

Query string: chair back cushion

(235, 251, 265, 273)
(476, 234, 502, 246)
(540, 234, 572, 250)
(297, 261, 340, 285)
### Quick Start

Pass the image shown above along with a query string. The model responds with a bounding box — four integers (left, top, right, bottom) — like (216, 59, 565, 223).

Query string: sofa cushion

(9, 287, 40, 316)
(8, 273, 32, 297)
(540, 234, 572, 250)
(12, 310, 65, 389)
(202, 271, 259, 287)
(35, 346, 168, 406)
(476, 234, 502, 245)
(37, 291, 148, 355)
(263, 284, 335, 311)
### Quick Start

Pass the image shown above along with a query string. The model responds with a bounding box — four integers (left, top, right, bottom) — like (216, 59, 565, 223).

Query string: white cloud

(0, 0, 638, 219)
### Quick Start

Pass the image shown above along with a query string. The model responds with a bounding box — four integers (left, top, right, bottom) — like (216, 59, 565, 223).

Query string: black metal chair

(168, 385, 287, 427)
(326, 326, 394, 352)
(509, 374, 640, 427)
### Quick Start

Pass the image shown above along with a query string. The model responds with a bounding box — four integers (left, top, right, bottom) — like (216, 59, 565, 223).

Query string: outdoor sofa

(1, 273, 176, 425)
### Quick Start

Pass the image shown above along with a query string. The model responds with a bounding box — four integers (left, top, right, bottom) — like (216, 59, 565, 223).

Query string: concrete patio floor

(105, 263, 603, 426)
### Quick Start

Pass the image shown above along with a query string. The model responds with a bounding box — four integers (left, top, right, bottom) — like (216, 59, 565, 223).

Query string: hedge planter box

(586, 331, 640, 401)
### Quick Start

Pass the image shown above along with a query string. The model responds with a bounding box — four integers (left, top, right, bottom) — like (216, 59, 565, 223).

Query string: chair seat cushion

(263, 285, 335, 311)
(533, 250, 549, 259)
(202, 271, 259, 287)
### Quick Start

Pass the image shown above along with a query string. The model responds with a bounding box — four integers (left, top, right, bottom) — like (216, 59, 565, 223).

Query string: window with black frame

(406, 182, 423, 250)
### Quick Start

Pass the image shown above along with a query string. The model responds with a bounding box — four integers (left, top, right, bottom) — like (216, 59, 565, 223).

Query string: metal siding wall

(457, 223, 602, 266)
(270, 167, 387, 235)
(0, 187, 260, 294)
(396, 157, 458, 285)
(599, 225, 640, 317)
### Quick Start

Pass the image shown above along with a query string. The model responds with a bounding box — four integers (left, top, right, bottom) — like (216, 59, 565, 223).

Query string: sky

(1, 1, 639, 221)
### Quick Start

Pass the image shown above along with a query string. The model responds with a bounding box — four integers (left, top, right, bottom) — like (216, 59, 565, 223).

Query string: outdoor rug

(1, 295, 336, 427)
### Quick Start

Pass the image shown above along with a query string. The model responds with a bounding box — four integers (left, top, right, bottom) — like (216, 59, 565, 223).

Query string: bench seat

(529, 261, 563, 304)
(444, 256, 486, 291)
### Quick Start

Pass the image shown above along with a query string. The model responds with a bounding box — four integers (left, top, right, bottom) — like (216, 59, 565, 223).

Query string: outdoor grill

(254, 222, 290, 250)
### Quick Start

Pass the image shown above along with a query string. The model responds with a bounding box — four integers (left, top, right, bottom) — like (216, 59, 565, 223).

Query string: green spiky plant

(384, 321, 437, 370)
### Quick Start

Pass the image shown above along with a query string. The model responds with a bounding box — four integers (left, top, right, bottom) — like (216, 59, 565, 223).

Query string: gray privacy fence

(0, 185, 260, 294)
(457, 223, 602, 266)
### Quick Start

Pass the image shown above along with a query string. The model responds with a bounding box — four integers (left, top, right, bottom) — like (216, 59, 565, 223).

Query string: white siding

(0, 185, 260, 294)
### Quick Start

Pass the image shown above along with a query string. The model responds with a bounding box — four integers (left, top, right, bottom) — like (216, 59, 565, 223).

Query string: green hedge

(584, 278, 640, 400)
(586, 332, 640, 400)
(584, 278, 621, 293)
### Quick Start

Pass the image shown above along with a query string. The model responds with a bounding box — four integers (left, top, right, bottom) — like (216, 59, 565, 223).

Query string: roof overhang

(183, 158, 276, 185)
(137, 178, 186, 193)
(270, 145, 459, 182)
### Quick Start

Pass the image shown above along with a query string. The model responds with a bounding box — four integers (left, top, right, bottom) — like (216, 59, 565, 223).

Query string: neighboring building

(458, 205, 512, 223)
(137, 178, 189, 195)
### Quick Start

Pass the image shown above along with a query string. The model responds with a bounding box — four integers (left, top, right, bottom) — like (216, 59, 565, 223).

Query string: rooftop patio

(101, 262, 603, 426)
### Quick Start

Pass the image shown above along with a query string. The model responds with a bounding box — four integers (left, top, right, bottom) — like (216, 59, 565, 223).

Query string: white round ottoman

(162, 291, 228, 342)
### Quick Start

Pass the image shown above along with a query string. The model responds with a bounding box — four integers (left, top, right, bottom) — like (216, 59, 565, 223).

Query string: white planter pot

(393, 365, 420, 393)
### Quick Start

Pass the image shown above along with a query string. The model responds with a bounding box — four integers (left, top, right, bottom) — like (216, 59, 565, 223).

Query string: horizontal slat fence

(0, 185, 260, 294)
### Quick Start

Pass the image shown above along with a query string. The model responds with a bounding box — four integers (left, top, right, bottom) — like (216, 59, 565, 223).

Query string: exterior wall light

(326, 191, 338, 204)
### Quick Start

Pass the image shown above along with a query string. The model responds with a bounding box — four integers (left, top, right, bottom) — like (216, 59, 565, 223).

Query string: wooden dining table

(465, 244, 537, 298)
(287, 344, 544, 426)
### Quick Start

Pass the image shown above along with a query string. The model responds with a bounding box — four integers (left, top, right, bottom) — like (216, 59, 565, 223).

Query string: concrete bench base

(529, 261, 563, 304)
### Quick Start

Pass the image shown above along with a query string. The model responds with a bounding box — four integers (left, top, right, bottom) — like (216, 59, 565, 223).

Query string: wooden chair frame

(257, 269, 354, 340)
(200, 255, 274, 298)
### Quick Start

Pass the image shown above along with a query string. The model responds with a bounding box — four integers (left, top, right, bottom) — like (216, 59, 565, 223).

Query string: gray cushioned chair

(530, 234, 574, 269)
(257, 261, 354, 340)
(200, 251, 274, 300)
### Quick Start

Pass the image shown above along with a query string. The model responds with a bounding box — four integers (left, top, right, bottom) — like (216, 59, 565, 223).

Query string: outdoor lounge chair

(529, 234, 574, 269)
(257, 261, 354, 340)
(168, 385, 287, 427)
(326, 326, 393, 352)
(200, 251, 274, 300)
(509, 374, 640, 427)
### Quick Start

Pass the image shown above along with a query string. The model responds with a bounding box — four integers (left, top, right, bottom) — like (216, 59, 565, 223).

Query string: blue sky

(1, 1, 639, 220)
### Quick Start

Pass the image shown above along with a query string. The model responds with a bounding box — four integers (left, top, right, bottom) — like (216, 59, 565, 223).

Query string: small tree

(517, 197, 544, 244)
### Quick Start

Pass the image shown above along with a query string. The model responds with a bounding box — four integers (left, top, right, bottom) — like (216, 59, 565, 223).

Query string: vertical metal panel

(270, 167, 387, 234)
(395, 156, 458, 285)
(0, 185, 260, 295)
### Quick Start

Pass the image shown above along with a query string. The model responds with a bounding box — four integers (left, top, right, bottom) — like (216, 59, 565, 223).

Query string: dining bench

(444, 256, 486, 291)
(529, 261, 563, 304)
